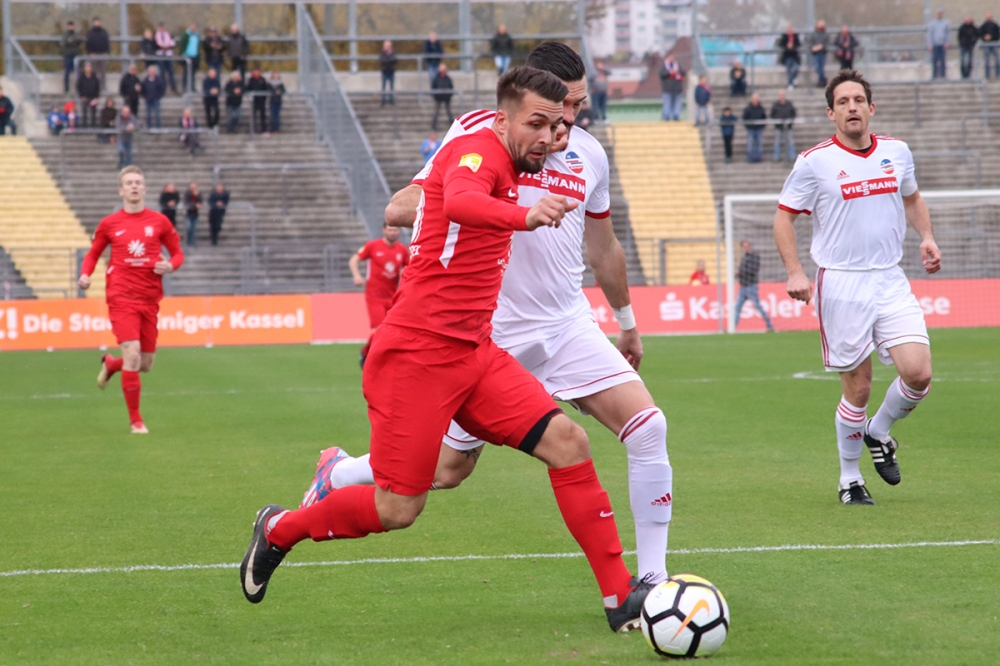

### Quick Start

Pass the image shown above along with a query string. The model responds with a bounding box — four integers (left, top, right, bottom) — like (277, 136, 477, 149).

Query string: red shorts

(108, 300, 160, 352)
(363, 323, 560, 496)
(365, 297, 392, 329)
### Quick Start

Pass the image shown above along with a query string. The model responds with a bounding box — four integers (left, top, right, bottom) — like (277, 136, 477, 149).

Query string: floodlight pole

(2, 0, 11, 76)
(349, 0, 358, 73)
(459, 0, 472, 73)
(119, 0, 129, 57)
(235, 0, 244, 31)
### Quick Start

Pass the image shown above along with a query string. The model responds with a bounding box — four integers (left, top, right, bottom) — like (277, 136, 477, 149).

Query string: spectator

(0, 88, 13, 136)
(770, 89, 796, 162)
(160, 183, 179, 227)
(76, 62, 101, 127)
(959, 16, 979, 79)
(48, 105, 67, 135)
(204, 26, 225, 74)
(379, 40, 398, 106)
(141, 65, 166, 128)
(421, 131, 440, 163)
(689, 259, 710, 286)
(431, 63, 454, 131)
(742, 93, 766, 163)
(179, 107, 201, 155)
(63, 100, 79, 132)
(85, 17, 110, 89)
(228, 24, 250, 80)
(154, 22, 178, 94)
(719, 106, 736, 163)
(423, 31, 444, 85)
(98, 97, 117, 143)
(659, 53, 685, 121)
(208, 182, 230, 246)
(116, 106, 136, 167)
(491, 24, 514, 75)
(928, 8, 950, 79)
(575, 98, 594, 130)
(202, 68, 221, 129)
(224, 71, 244, 134)
(183, 182, 203, 246)
(269, 71, 286, 134)
(694, 75, 711, 126)
(140, 28, 157, 71)
(119, 63, 142, 116)
(834, 25, 859, 70)
(180, 23, 201, 92)
(806, 19, 830, 87)
(61, 21, 83, 94)
(734, 240, 774, 331)
(246, 69, 269, 134)
(776, 25, 801, 89)
(982, 13, 1000, 79)
(729, 60, 747, 96)
(590, 66, 608, 120)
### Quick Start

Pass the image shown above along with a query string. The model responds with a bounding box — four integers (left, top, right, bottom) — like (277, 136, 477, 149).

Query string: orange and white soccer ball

(640, 574, 730, 658)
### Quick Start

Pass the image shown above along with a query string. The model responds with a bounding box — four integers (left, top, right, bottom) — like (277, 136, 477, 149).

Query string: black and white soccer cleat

(838, 481, 876, 505)
(864, 420, 901, 486)
(240, 504, 288, 604)
(606, 575, 657, 633)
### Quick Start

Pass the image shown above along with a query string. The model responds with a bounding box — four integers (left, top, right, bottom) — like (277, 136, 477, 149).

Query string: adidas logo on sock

(651, 493, 672, 507)
(846, 432, 863, 440)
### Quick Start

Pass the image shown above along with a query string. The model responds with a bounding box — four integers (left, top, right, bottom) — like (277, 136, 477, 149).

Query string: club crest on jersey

(564, 151, 584, 174)
(880, 158, 894, 175)
(144, 226, 154, 237)
(127, 240, 146, 257)
(458, 153, 483, 173)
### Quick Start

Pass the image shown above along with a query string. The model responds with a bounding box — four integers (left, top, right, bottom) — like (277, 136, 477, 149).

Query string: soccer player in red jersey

(242, 67, 654, 632)
(348, 222, 408, 366)
(79, 166, 184, 434)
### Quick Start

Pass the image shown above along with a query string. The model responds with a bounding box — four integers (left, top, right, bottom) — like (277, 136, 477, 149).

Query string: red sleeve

(441, 149, 528, 231)
(161, 221, 185, 270)
(80, 222, 109, 277)
(356, 241, 372, 260)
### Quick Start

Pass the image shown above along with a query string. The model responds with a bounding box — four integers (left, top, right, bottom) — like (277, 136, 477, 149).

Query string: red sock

(105, 355, 124, 375)
(121, 370, 142, 424)
(549, 460, 634, 607)
(267, 485, 386, 551)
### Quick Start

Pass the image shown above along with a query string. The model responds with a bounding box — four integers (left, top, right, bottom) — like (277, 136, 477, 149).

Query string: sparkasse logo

(841, 177, 898, 200)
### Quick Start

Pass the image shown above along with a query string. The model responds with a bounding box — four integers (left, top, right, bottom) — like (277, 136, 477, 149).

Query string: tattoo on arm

(460, 448, 481, 461)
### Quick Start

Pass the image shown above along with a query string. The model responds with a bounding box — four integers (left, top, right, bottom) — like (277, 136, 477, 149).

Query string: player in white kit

(774, 70, 941, 505)
(301, 43, 673, 586)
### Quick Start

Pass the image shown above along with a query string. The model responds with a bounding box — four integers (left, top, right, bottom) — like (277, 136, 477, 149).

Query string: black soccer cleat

(606, 575, 657, 633)
(838, 481, 876, 505)
(864, 420, 901, 486)
(240, 504, 288, 604)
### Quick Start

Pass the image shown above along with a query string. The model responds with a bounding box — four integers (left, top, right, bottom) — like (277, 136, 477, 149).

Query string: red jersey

(689, 270, 710, 285)
(357, 238, 409, 302)
(81, 208, 184, 304)
(384, 128, 529, 343)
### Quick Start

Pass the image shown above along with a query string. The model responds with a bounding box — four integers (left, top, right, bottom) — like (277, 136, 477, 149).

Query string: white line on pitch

(2, 539, 995, 578)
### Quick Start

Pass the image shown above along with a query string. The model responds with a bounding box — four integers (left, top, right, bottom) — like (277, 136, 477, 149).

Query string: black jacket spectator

(959, 22, 980, 49)
(203, 73, 221, 100)
(183, 190, 203, 216)
(770, 98, 796, 129)
(160, 188, 179, 226)
(742, 101, 767, 129)
(225, 79, 244, 108)
(0, 94, 13, 135)
(204, 33, 226, 65)
(490, 31, 514, 57)
(140, 33, 157, 67)
(659, 59, 685, 95)
(738, 251, 762, 287)
(246, 73, 269, 107)
(208, 186, 230, 245)
(85, 25, 110, 55)
(61, 29, 83, 58)
(776, 32, 801, 63)
(99, 104, 117, 131)
(141, 75, 166, 103)
(76, 71, 101, 99)
(982, 19, 1000, 43)
(119, 70, 141, 112)
(380, 49, 398, 76)
(424, 37, 444, 70)
(730, 63, 747, 96)
(228, 31, 250, 59)
(431, 71, 454, 101)
(834, 31, 859, 69)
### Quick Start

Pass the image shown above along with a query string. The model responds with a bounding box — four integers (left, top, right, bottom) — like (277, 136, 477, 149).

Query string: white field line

(2, 539, 996, 578)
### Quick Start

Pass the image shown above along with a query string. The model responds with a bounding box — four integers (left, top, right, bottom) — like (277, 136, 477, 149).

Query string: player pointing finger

(526, 194, 578, 230)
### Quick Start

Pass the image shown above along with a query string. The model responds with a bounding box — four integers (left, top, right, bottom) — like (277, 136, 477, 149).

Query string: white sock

(835, 396, 867, 486)
(868, 377, 930, 442)
(330, 453, 375, 487)
(619, 406, 671, 584)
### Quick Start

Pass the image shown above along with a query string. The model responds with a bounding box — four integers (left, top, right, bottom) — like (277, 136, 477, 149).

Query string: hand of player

(153, 260, 174, 275)
(78, 274, 91, 290)
(786, 271, 813, 303)
(920, 237, 941, 274)
(353, 275, 365, 287)
(615, 327, 644, 370)
(525, 195, 579, 231)
(552, 123, 570, 152)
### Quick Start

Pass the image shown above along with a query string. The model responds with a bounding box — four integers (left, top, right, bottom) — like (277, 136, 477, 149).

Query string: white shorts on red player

(815, 265, 929, 373)
(444, 316, 640, 451)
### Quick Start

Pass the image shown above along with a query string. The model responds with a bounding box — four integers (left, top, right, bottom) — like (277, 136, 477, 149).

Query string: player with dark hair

(241, 66, 654, 632)
(79, 166, 184, 433)
(349, 222, 408, 366)
(775, 69, 940, 504)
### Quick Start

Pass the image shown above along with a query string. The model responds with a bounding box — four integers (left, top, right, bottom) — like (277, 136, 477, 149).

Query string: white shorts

(816, 266, 929, 373)
(443, 316, 641, 451)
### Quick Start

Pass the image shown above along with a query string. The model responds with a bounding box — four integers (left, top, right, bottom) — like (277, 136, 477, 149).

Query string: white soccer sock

(868, 377, 930, 443)
(330, 453, 375, 488)
(835, 396, 867, 486)
(619, 406, 671, 584)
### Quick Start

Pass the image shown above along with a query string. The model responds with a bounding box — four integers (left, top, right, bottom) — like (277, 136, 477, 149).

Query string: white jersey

(778, 134, 918, 271)
(414, 110, 613, 346)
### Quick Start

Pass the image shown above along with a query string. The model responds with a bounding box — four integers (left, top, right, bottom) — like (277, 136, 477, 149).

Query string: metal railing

(237, 242, 357, 295)
(7, 37, 41, 120)
(54, 127, 220, 181)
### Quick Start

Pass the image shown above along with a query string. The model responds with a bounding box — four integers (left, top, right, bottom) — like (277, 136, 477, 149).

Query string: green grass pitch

(1, 328, 998, 665)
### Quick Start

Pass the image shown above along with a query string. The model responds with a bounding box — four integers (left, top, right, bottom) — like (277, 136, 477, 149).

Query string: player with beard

(242, 67, 654, 632)
(301, 42, 674, 593)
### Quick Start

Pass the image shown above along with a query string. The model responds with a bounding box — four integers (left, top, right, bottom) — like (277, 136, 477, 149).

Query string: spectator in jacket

(379, 40, 398, 106)
(742, 93, 766, 163)
(734, 240, 774, 331)
(76, 62, 101, 127)
(770, 90, 796, 162)
(154, 22, 178, 93)
(119, 64, 141, 116)
(575, 98, 594, 130)
(160, 183, 180, 227)
(180, 23, 201, 92)
(806, 20, 830, 87)
(203, 26, 226, 74)
(116, 106, 136, 167)
(689, 259, 710, 286)
(202, 68, 221, 129)
(246, 69, 269, 134)
(928, 9, 950, 79)
(421, 131, 440, 163)
(959, 16, 980, 79)
(694, 76, 711, 126)
(729, 60, 747, 96)
(61, 21, 84, 93)
(208, 182, 230, 246)
(228, 24, 250, 80)
(48, 105, 67, 135)
(85, 17, 110, 88)
(424, 32, 444, 85)
(0, 88, 13, 136)
(834, 25, 859, 70)
(98, 97, 117, 143)
(431, 63, 454, 131)
(491, 25, 514, 75)
(659, 54, 685, 121)
(140, 28, 158, 71)
(590, 66, 609, 120)
(179, 107, 201, 155)
(719, 106, 736, 163)
(141, 65, 166, 128)
(776, 26, 801, 89)
(269, 71, 286, 134)
(982, 13, 1000, 79)
(224, 71, 244, 134)
(183, 182, 203, 246)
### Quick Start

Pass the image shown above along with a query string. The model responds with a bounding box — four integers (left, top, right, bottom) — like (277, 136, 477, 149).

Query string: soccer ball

(640, 574, 730, 658)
